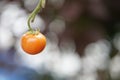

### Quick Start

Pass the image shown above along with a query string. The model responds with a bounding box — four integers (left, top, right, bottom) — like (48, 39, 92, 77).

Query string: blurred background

(0, 0, 120, 80)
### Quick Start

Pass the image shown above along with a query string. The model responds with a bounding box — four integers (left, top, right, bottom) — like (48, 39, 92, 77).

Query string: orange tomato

(21, 31, 46, 55)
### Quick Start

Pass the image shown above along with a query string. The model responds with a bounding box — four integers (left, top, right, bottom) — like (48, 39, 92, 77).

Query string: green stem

(27, 0, 46, 31)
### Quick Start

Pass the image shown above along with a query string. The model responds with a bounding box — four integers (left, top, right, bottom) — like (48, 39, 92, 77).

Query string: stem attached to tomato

(27, 0, 46, 31)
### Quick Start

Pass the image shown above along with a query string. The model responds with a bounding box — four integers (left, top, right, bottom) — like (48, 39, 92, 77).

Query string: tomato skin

(21, 32, 46, 55)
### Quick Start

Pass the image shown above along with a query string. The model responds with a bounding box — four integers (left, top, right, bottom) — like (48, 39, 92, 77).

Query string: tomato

(21, 31, 46, 55)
